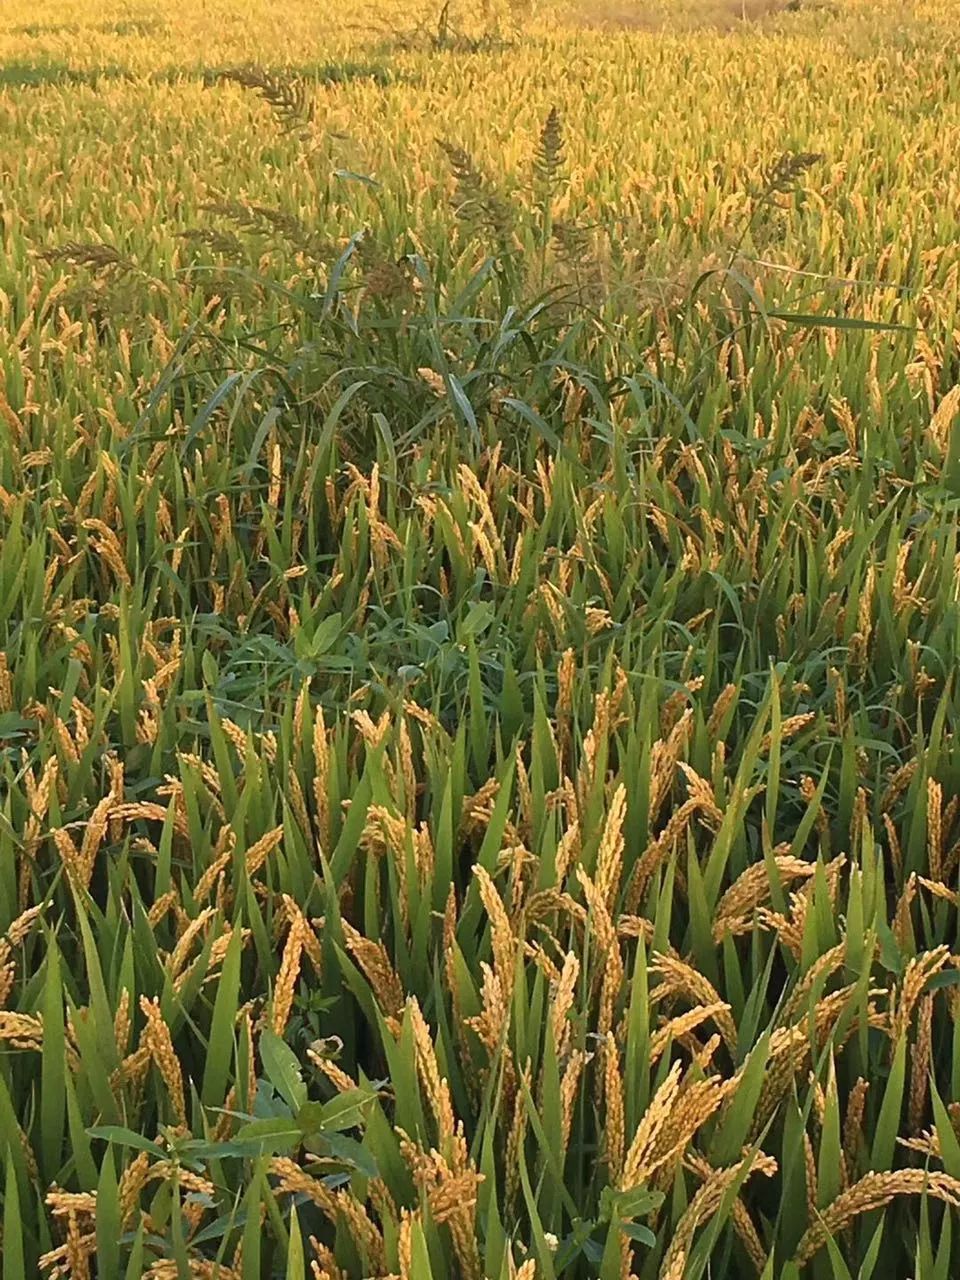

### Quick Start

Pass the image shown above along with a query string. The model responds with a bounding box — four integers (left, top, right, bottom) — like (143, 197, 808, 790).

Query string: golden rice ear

(5, 7, 960, 1275)
(138, 996, 187, 1126)
(794, 1171, 960, 1267)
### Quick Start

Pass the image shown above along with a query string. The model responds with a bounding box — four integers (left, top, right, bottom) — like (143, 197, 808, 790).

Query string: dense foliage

(2, 0, 960, 1276)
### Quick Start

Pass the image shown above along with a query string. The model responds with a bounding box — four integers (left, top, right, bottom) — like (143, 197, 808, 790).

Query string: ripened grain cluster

(3, 0, 960, 1275)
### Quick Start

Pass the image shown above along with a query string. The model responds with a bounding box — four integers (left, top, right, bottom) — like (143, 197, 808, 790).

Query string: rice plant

(2, 0, 960, 1276)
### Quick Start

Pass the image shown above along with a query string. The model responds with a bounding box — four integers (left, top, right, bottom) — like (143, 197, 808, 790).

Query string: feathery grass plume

(216, 66, 314, 131)
(203, 198, 330, 255)
(534, 106, 564, 187)
(439, 140, 516, 251)
(757, 149, 824, 204)
(39, 241, 134, 275)
(794, 1170, 960, 1265)
(180, 226, 246, 257)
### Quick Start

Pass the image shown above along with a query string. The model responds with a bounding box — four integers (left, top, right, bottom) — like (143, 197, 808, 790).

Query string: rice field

(3, 0, 960, 1275)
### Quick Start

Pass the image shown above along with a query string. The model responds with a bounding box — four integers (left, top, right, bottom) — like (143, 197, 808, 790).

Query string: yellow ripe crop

(4, 0, 960, 1276)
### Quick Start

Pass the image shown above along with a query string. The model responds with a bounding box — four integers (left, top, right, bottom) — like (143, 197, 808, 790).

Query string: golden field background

(4, 2, 960, 1278)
